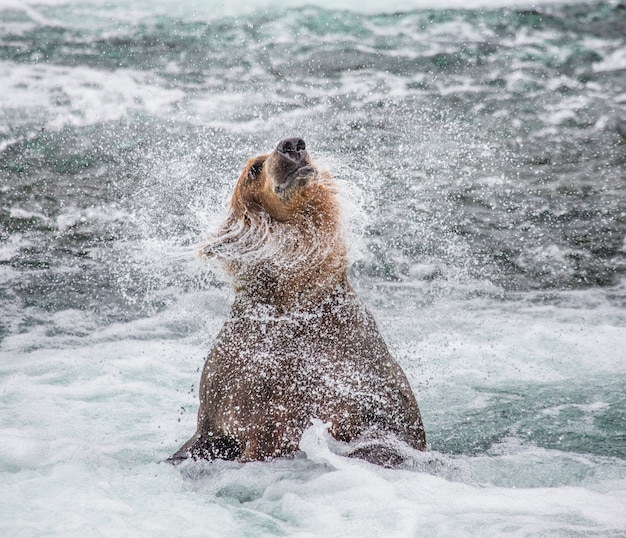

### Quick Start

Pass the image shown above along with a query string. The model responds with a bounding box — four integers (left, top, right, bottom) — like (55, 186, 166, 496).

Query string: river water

(1, 0, 625, 536)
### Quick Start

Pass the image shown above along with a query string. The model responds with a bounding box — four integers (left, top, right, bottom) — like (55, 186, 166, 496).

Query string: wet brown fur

(170, 145, 426, 466)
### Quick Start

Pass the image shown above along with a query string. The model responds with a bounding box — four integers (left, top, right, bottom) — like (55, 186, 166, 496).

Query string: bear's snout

(270, 137, 314, 194)
(276, 137, 307, 163)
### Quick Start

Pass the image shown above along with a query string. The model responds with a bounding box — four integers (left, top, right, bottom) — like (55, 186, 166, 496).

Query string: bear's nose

(276, 137, 306, 162)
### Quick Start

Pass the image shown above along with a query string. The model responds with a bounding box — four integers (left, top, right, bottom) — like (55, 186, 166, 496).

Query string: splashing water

(1, 0, 625, 535)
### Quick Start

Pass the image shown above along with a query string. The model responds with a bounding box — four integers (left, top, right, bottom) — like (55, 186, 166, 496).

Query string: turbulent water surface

(1, 0, 626, 536)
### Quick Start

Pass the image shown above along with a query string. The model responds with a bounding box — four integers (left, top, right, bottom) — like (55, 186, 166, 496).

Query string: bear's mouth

(270, 138, 316, 195)
(274, 165, 316, 194)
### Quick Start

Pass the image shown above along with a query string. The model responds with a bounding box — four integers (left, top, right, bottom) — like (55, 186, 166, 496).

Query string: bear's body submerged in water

(170, 138, 426, 466)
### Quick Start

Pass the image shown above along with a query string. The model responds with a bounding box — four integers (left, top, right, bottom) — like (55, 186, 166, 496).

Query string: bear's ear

(243, 155, 266, 184)
(230, 154, 268, 218)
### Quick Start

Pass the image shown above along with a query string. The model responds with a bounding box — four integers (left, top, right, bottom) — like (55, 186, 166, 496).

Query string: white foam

(0, 1, 63, 28)
(390, 295, 626, 394)
(9, 206, 49, 222)
(594, 47, 626, 73)
(0, 234, 34, 263)
(0, 61, 186, 130)
(2, 0, 596, 20)
(2, 338, 625, 536)
(54, 204, 131, 232)
(2, 280, 626, 535)
(0, 132, 38, 153)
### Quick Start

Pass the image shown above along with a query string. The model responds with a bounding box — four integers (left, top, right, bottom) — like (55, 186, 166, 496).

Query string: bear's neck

(232, 270, 353, 318)
(234, 262, 348, 309)
(230, 212, 349, 313)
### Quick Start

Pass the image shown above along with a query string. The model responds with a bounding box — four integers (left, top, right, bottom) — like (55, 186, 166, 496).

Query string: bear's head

(229, 137, 327, 222)
(201, 138, 348, 305)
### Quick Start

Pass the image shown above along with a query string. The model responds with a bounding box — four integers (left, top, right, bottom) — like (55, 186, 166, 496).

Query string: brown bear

(169, 138, 426, 466)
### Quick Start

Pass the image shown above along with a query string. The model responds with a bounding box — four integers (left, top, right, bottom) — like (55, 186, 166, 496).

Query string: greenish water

(1, 1, 625, 535)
